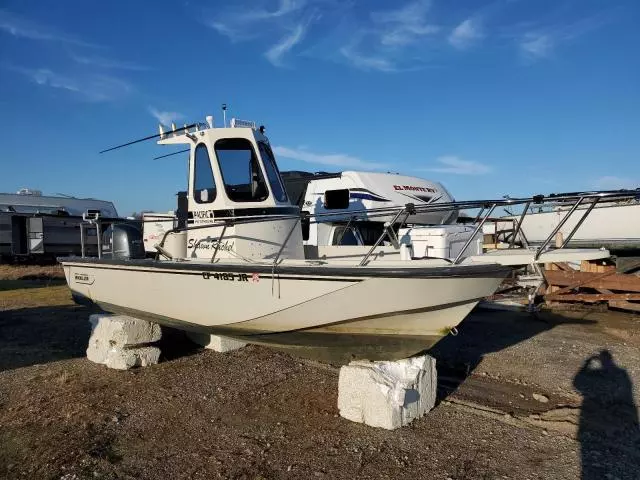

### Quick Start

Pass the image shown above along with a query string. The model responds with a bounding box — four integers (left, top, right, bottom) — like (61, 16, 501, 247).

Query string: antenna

(153, 148, 190, 160)
(222, 104, 227, 128)
(99, 123, 197, 154)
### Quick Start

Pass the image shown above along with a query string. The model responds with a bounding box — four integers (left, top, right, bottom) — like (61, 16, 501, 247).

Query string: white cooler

(399, 225, 483, 260)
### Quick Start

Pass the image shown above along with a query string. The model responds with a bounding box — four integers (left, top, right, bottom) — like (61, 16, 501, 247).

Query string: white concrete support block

(88, 314, 162, 347)
(86, 314, 162, 370)
(337, 354, 437, 430)
(186, 332, 247, 353)
(104, 346, 161, 370)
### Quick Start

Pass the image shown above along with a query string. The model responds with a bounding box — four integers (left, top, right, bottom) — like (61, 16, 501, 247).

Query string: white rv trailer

(281, 170, 459, 247)
(0, 189, 119, 261)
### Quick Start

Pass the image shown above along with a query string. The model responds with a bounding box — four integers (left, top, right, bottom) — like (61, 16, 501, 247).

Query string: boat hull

(62, 258, 508, 362)
(517, 203, 640, 251)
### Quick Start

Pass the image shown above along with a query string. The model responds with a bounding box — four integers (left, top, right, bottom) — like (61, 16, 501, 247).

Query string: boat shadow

(427, 306, 595, 403)
(0, 305, 201, 373)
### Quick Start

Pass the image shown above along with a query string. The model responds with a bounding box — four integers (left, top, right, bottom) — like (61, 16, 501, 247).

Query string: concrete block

(86, 314, 162, 370)
(89, 314, 161, 347)
(104, 346, 161, 370)
(186, 332, 247, 352)
(337, 354, 437, 430)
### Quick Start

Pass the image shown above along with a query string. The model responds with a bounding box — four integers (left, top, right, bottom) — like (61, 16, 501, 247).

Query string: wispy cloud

(519, 32, 554, 61)
(448, 18, 483, 50)
(424, 156, 491, 175)
(242, 0, 306, 21)
(335, 0, 441, 72)
(594, 176, 639, 191)
(71, 54, 149, 71)
(149, 107, 185, 126)
(265, 23, 307, 67)
(371, 0, 439, 47)
(206, 0, 313, 66)
(339, 44, 397, 73)
(6, 65, 131, 102)
(273, 146, 387, 170)
(0, 9, 98, 47)
(517, 13, 611, 63)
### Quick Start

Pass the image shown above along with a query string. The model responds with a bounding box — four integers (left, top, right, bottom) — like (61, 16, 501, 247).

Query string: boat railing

(79, 188, 639, 265)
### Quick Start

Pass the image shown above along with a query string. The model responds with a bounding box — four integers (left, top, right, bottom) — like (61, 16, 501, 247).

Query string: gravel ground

(1, 267, 639, 480)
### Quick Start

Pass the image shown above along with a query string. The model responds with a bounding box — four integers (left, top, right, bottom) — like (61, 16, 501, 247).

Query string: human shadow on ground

(0, 305, 201, 372)
(427, 307, 594, 402)
(573, 350, 640, 480)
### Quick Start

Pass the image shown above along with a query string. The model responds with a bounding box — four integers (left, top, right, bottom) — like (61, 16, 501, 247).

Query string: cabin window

(332, 226, 360, 246)
(215, 138, 268, 202)
(193, 144, 216, 204)
(258, 142, 288, 203)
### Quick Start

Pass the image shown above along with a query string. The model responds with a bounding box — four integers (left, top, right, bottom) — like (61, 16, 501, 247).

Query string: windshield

(258, 142, 288, 203)
(215, 138, 268, 202)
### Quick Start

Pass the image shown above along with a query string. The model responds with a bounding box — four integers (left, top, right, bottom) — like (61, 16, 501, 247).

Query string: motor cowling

(102, 223, 145, 259)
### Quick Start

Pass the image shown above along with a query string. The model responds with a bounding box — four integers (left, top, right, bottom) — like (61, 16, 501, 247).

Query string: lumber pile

(543, 260, 640, 312)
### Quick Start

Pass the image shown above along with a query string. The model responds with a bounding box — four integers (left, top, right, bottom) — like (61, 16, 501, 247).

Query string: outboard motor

(102, 223, 145, 259)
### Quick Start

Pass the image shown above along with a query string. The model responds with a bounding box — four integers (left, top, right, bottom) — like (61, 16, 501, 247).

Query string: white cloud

(71, 54, 149, 71)
(148, 107, 185, 126)
(339, 45, 397, 72)
(207, 0, 314, 66)
(7, 65, 131, 102)
(243, 0, 306, 21)
(517, 14, 609, 63)
(594, 176, 639, 191)
(0, 9, 97, 47)
(372, 0, 439, 47)
(206, 0, 307, 42)
(265, 23, 306, 67)
(448, 18, 483, 50)
(273, 146, 387, 170)
(425, 156, 491, 175)
(520, 33, 554, 61)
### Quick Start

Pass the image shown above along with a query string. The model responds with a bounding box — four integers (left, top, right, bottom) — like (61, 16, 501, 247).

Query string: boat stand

(337, 354, 437, 430)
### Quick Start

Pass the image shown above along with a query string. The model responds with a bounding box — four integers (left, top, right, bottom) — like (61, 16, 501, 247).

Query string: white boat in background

(58, 114, 634, 362)
(511, 201, 640, 251)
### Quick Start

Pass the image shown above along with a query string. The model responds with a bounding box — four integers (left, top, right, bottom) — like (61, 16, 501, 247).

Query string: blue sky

(0, 0, 638, 215)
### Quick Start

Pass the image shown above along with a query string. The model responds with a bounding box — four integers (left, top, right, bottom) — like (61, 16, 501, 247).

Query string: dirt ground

(1, 265, 639, 480)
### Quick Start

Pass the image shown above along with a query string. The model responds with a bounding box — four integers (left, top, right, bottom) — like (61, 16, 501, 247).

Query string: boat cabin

(157, 118, 304, 261)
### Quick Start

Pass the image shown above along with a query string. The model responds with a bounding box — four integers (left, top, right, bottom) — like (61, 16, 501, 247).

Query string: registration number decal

(202, 272, 250, 282)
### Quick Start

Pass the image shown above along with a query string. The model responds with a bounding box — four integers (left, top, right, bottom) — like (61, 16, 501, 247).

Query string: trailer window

(194, 144, 216, 204)
(332, 226, 360, 246)
(215, 138, 268, 202)
(258, 142, 288, 203)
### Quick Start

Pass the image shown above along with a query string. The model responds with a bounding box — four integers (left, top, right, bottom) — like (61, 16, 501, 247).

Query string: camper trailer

(281, 170, 459, 247)
(0, 189, 120, 261)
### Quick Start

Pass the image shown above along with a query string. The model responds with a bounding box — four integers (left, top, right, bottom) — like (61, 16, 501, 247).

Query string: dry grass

(0, 285, 72, 310)
(0, 264, 67, 294)
(0, 264, 65, 281)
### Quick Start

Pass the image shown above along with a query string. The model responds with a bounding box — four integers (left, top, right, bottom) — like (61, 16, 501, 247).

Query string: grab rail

(79, 187, 640, 262)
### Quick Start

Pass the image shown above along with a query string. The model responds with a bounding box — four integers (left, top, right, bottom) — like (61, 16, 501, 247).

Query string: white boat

(506, 201, 640, 251)
(59, 115, 631, 362)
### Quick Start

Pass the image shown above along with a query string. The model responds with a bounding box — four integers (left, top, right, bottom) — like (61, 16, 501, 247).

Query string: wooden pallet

(543, 259, 640, 312)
